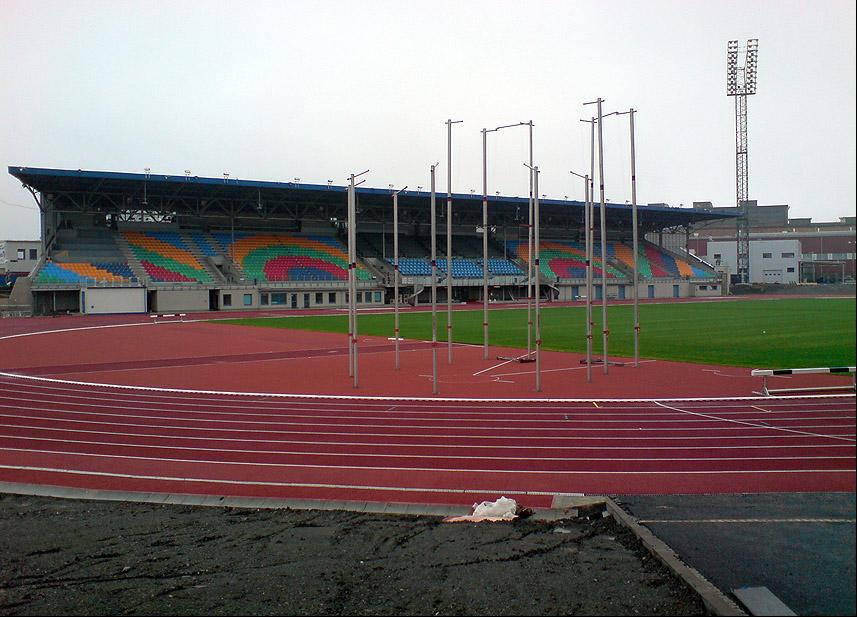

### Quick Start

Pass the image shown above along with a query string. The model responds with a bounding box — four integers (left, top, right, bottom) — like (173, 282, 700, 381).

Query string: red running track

(0, 314, 854, 509)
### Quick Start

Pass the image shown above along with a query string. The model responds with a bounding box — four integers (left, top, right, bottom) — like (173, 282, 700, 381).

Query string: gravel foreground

(0, 494, 705, 616)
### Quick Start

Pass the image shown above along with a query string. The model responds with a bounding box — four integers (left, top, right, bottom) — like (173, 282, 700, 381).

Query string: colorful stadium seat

(123, 231, 213, 283)
(36, 261, 133, 284)
(508, 240, 623, 279)
(213, 232, 371, 282)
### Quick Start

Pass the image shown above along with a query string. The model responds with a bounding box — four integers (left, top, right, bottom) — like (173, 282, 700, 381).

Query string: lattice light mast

(726, 38, 758, 284)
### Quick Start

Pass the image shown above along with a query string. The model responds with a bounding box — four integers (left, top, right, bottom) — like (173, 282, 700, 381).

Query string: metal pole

(350, 178, 359, 388)
(580, 116, 596, 381)
(481, 128, 490, 359)
(430, 165, 439, 394)
(347, 183, 353, 378)
(446, 119, 462, 365)
(587, 99, 609, 374)
(392, 187, 406, 370)
(572, 167, 593, 383)
(527, 121, 534, 358)
(533, 166, 542, 392)
(629, 109, 640, 367)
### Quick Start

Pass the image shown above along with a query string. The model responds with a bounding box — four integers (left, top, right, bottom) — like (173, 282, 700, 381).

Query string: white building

(706, 239, 801, 284)
(0, 240, 41, 277)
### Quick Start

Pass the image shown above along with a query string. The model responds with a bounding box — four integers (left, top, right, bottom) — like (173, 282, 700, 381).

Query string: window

(787, 267, 795, 273)
(29, 249, 37, 260)
(315, 292, 323, 304)
(16, 249, 24, 260)
(260, 293, 269, 306)
(329, 292, 336, 304)
(762, 252, 772, 258)
(713, 253, 721, 260)
(781, 252, 795, 258)
(271, 293, 285, 305)
(374, 291, 382, 303)
(356, 292, 363, 303)
(243, 294, 252, 306)
(223, 294, 232, 307)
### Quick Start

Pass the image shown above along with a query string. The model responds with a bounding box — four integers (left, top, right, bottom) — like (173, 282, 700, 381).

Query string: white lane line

(3, 395, 854, 425)
(3, 435, 851, 463)
(1, 378, 852, 411)
(1, 412, 853, 441)
(654, 401, 856, 443)
(639, 518, 856, 524)
(4, 372, 854, 403)
(493, 360, 657, 378)
(3, 404, 854, 433)
(0, 464, 558, 496)
(2, 423, 853, 450)
(2, 390, 854, 419)
(0, 448, 857, 476)
(472, 354, 532, 376)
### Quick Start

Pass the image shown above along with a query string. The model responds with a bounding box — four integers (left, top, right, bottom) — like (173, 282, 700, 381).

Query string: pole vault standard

(391, 185, 407, 370)
(481, 127, 498, 359)
(524, 163, 542, 391)
(430, 164, 440, 394)
(347, 169, 369, 388)
(603, 107, 641, 368)
(570, 169, 591, 382)
(492, 121, 534, 356)
(445, 119, 463, 364)
(585, 98, 609, 374)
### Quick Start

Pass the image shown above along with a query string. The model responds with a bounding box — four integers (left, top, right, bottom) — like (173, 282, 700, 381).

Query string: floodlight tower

(726, 38, 759, 284)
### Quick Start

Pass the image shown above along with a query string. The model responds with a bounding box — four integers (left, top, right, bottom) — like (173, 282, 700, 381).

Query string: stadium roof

(8, 166, 737, 233)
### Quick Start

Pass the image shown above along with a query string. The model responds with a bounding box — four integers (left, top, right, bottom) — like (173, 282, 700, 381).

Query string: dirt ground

(0, 494, 704, 616)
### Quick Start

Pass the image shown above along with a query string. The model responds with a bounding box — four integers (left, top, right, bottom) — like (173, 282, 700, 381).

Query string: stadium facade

(6, 166, 737, 316)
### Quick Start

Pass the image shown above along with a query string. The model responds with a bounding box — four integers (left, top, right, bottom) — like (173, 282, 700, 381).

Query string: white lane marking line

(2, 384, 852, 417)
(3, 435, 852, 463)
(4, 372, 854, 404)
(0, 448, 857, 476)
(1, 412, 853, 441)
(10, 379, 850, 412)
(3, 403, 853, 432)
(0, 464, 557, 496)
(639, 518, 856, 524)
(3, 424, 853, 450)
(472, 354, 533, 376)
(654, 401, 856, 443)
(1, 461, 852, 478)
(493, 359, 658, 378)
(0, 410, 854, 443)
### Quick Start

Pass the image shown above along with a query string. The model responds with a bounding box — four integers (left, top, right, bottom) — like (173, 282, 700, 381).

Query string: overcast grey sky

(1, 0, 855, 239)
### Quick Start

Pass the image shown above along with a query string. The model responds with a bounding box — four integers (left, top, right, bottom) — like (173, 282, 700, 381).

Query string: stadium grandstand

(6, 166, 736, 315)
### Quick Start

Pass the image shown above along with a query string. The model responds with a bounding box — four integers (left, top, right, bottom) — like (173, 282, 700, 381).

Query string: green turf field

(218, 297, 856, 368)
